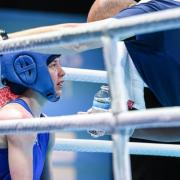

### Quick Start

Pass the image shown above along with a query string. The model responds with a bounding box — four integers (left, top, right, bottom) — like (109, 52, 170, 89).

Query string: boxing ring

(1, 8, 180, 180)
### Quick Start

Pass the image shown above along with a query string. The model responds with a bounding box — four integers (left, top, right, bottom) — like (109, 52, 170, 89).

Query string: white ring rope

(54, 139, 180, 157)
(0, 7, 180, 166)
(63, 67, 107, 83)
(1, 107, 180, 135)
(0, 8, 180, 54)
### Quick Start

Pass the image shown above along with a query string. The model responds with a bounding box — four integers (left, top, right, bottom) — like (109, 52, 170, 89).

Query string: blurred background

(0, 1, 113, 179)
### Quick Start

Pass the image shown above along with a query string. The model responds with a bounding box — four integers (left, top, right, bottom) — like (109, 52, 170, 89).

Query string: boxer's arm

(7, 133, 35, 180)
(0, 105, 35, 180)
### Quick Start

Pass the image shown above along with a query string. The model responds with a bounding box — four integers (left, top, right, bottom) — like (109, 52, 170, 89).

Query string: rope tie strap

(0, 29, 8, 40)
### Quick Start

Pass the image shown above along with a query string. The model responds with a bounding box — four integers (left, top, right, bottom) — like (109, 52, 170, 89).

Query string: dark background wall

(0, 0, 140, 14)
(0, 0, 94, 14)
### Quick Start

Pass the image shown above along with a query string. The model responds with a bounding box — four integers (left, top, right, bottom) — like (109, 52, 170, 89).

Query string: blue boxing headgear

(1, 51, 61, 102)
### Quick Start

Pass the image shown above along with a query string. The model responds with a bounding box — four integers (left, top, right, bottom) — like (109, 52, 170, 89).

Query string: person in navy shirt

(87, 0, 180, 180)
(87, 0, 180, 140)
(0, 51, 65, 180)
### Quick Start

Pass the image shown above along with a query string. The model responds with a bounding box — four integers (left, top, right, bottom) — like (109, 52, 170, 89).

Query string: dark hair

(5, 81, 28, 95)
(47, 55, 60, 65)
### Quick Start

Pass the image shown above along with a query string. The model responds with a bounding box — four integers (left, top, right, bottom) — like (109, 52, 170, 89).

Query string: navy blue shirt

(114, 0, 180, 106)
(0, 99, 49, 180)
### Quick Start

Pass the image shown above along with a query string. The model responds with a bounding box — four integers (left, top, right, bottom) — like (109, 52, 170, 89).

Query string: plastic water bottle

(92, 85, 111, 111)
(88, 85, 111, 138)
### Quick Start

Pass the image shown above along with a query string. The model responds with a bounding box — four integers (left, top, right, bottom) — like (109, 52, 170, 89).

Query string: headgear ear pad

(1, 51, 60, 102)
(14, 55, 37, 84)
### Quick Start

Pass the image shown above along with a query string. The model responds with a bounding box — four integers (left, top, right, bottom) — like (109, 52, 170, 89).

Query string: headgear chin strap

(1, 51, 61, 102)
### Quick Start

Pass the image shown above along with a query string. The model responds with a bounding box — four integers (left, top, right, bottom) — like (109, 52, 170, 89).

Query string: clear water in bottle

(89, 85, 111, 138)
(92, 85, 111, 112)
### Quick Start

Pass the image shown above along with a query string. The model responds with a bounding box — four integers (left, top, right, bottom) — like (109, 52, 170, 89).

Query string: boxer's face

(48, 57, 65, 97)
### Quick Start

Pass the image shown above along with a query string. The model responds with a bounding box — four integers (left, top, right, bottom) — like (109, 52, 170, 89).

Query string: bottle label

(92, 100, 110, 110)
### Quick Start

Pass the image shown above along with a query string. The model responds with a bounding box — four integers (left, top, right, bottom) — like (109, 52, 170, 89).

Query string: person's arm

(6, 0, 136, 38)
(0, 0, 140, 54)
(132, 128, 180, 142)
(0, 104, 36, 180)
(41, 133, 55, 180)
(8, 23, 83, 39)
(87, 0, 136, 22)
(1, 0, 136, 53)
(0, 23, 88, 54)
(7, 0, 136, 39)
(7, 134, 35, 179)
